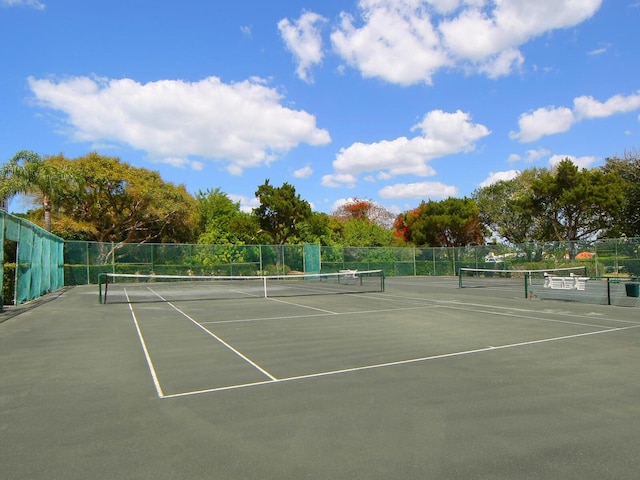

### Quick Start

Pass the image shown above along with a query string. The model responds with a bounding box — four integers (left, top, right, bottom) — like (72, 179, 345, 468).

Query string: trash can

(625, 283, 639, 297)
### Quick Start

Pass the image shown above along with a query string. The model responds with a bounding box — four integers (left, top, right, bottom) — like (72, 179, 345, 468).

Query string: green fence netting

(1, 210, 65, 309)
(63, 237, 640, 287)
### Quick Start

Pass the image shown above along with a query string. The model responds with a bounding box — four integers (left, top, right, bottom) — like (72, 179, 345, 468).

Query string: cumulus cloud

(27, 75, 331, 174)
(511, 90, 640, 142)
(510, 106, 575, 143)
(320, 0, 603, 85)
(573, 91, 640, 119)
(479, 170, 520, 188)
(331, 2, 449, 85)
(379, 181, 458, 199)
(278, 11, 327, 83)
(323, 109, 490, 188)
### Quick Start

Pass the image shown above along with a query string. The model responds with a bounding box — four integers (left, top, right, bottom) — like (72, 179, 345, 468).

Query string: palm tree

(0, 150, 72, 231)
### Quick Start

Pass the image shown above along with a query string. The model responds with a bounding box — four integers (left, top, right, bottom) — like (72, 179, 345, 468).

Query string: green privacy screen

(1, 210, 65, 310)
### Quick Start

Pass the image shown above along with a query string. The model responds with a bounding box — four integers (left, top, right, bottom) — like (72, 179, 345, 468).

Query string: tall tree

(601, 151, 640, 237)
(332, 198, 396, 228)
(253, 179, 312, 245)
(395, 197, 484, 247)
(0, 150, 74, 231)
(523, 159, 621, 243)
(49, 153, 198, 243)
(472, 169, 543, 244)
(196, 188, 258, 244)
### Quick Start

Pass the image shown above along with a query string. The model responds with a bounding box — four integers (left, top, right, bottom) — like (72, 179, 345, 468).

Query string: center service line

(147, 287, 278, 382)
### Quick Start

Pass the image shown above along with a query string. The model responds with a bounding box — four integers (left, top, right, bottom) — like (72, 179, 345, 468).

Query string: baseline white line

(161, 324, 640, 399)
(124, 288, 165, 398)
(147, 287, 278, 381)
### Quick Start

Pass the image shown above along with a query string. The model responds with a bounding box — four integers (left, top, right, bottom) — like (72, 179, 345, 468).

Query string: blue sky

(1, 0, 639, 216)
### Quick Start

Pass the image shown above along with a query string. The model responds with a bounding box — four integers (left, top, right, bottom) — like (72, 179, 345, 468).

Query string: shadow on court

(1, 278, 639, 479)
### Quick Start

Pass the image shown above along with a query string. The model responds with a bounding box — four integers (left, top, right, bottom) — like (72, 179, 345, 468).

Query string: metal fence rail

(63, 237, 640, 286)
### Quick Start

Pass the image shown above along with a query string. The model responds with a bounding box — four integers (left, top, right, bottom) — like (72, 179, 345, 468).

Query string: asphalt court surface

(1, 276, 639, 479)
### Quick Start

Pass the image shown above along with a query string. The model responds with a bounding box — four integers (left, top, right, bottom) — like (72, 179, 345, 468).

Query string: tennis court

(1, 276, 639, 479)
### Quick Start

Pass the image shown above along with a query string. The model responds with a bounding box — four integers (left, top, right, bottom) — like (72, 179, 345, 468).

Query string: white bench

(543, 273, 589, 291)
(338, 269, 358, 285)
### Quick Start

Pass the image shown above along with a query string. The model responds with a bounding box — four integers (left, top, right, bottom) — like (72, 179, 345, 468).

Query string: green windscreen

(1, 210, 64, 308)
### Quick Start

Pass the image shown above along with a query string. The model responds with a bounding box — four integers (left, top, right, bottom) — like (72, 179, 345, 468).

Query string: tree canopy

(45, 153, 198, 243)
(473, 158, 624, 243)
(601, 150, 640, 237)
(196, 188, 258, 244)
(394, 197, 484, 247)
(253, 179, 312, 245)
(3, 149, 639, 247)
(0, 150, 75, 231)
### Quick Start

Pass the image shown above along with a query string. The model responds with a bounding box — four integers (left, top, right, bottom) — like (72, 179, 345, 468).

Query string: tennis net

(98, 269, 385, 304)
(458, 266, 588, 291)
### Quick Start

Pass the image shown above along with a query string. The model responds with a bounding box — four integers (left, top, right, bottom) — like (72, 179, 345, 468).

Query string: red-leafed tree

(332, 198, 395, 228)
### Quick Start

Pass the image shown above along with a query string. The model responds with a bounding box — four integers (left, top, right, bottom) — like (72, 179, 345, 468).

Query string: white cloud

(510, 106, 576, 142)
(327, 0, 602, 85)
(587, 47, 607, 56)
(508, 147, 550, 163)
(479, 170, 520, 188)
(27, 75, 331, 174)
(278, 11, 327, 83)
(511, 90, 640, 142)
(1, 0, 45, 9)
(293, 165, 313, 178)
(549, 154, 597, 169)
(331, 2, 449, 85)
(573, 91, 640, 119)
(324, 110, 489, 188)
(321, 173, 358, 188)
(379, 181, 458, 199)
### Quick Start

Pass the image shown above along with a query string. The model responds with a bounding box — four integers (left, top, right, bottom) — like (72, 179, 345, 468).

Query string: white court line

(161, 324, 640, 399)
(124, 289, 165, 398)
(365, 291, 640, 326)
(266, 296, 338, 314)
(200, 305, 428, 326)
(146, 287, 279, 385)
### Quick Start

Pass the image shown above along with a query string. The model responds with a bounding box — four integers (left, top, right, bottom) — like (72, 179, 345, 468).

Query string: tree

(0, 150, 74, 231)
(254, 179, 312, 245)
(49, 153, 198, 243)
(394, 197, 484, 247)
(196, 188, 258, 244)
(601, 150, 640, 237)
(472, 169, 543, 244)
(332, 198, 396, 228)
(523, 159, 621, 243)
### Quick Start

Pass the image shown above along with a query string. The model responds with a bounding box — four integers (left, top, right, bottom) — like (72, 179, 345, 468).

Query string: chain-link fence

(63, 237, 640, 286)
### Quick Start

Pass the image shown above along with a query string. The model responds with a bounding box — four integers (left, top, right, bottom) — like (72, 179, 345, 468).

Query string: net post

(263, 276, 268, 298)
(381, 270, 385, 292)
(98, 273, 105, 304)
(458, 268, 462, 288)
(606, 277, 611, 305)
(524, 272, 529, 299)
